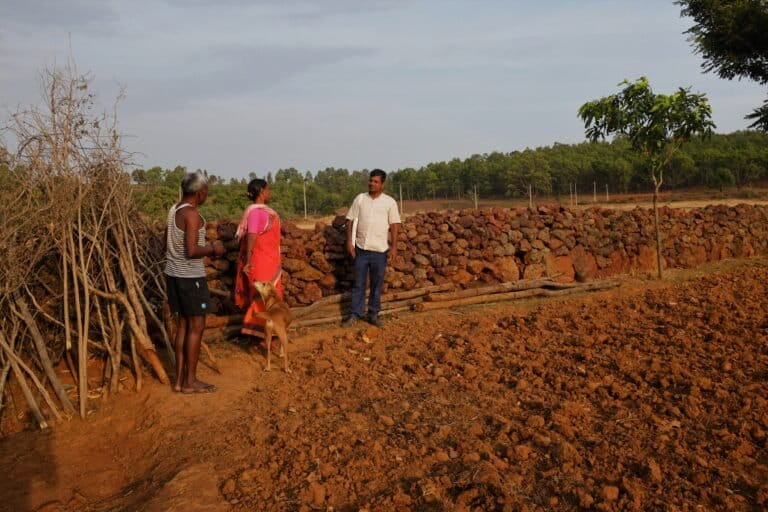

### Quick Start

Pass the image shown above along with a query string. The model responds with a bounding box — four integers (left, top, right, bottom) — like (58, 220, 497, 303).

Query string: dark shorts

(165, 274, 211, 317)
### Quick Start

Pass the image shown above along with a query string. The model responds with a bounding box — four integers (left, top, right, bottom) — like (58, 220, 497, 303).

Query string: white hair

(180, 171, 207, 196)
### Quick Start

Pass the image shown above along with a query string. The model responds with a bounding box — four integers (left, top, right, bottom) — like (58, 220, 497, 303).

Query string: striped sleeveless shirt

(164, 203, 207, 278)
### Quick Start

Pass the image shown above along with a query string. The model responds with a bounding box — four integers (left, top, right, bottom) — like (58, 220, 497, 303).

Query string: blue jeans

(350, 247, 387, 319)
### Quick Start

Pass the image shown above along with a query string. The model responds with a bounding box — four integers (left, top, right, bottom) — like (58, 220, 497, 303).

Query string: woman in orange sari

(234, 178, 283, 338)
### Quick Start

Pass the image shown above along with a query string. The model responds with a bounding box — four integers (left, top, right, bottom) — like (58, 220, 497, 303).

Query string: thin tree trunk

(653, 183, 663, 279)
(0, 362, 11, 411)
(137, 291, 175, 366)
(95, 242, 129, 393)
(67, 225, 88, 418)
(115, 217, 172, 383)
(8, 359, 47, 429)
(162, 302, 177, 341)
(93, 297, 114, 399)
(62, 245, 71, 351)
(107, 304, 123, 394)
(76, 197, 93, 419)
(65, 350, 78, 388)
(129, 334, 142, 391)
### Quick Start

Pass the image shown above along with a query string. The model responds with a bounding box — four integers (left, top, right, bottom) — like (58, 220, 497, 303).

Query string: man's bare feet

(180, 380, 217, 394)
(170, 371, 183, 392)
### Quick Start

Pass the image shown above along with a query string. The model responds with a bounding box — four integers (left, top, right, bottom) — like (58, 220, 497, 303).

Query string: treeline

(132, 131, 768, 221)
(132, 166, 371, 223)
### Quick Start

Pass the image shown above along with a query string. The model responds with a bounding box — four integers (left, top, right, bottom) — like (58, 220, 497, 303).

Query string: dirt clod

(602, 485, 619, 501)
(307, 482, 325, 507)
(222, 479, 236, 495)
(647, 459, 662, 483)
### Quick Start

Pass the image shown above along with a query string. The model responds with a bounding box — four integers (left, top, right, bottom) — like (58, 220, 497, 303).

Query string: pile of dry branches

(0, 63, 170, 429)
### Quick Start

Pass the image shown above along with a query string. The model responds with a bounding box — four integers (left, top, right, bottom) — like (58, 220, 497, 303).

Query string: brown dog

(252, 281, 292, 372)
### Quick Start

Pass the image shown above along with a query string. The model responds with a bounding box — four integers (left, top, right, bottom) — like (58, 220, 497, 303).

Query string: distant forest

(131, 130, 768, 221)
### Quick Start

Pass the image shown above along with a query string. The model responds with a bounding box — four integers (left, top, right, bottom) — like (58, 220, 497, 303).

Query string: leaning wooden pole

(0, 332, 63, 424)
(425, 279, 580, 302)
(0, 332, 47, 429)
(414, 280, 620, 312)
(653, 182, 663, 279)
(292, 306, 412, 329)
(12, 297, 75, 415)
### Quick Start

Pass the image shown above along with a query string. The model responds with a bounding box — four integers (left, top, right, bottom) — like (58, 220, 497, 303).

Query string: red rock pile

(201, 204, 768, 311)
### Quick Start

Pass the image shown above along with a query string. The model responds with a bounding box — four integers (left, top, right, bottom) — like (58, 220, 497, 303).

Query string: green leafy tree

(463, 154, 488, 196)
(666, 152, 698, 187)
(505, 149, 552, 198)
(198, 169, 222, 185)
(274, 167, 303, 185)
(131, 168, 147, 184)
(445, 158, 464, 199)
(484, 151, 511, 195)
(602, 155, 634, 193)
(419, 161, 447, 198)
(703, 166, 736, 190)
(131, 166, 166, 185)
(579, 77, 715, 277)
(677, 0, 768, 130)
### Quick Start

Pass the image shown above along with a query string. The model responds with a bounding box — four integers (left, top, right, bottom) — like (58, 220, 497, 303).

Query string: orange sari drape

(234, 204, 284, 336)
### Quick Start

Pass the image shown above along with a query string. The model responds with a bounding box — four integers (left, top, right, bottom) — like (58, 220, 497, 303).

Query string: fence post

(605, 183, 609, 202)
(528, 184, 533, 209)
(473, 184, 478, 210)
(303, 181, 307, 219)
(399, 183, 404, 214)
(593, 181, 597, 203)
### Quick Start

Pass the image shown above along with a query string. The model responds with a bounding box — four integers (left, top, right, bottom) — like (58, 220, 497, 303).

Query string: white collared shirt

(346, 192, 401, 252)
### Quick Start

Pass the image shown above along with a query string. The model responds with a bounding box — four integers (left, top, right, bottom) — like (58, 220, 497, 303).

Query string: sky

(0, 0, 765, 179)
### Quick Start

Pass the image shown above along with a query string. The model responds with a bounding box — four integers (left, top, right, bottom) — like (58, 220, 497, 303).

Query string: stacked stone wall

(201, 204, 768, 311)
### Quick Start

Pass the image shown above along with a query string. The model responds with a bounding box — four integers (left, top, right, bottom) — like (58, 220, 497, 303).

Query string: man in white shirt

(343, 169, 401, 328)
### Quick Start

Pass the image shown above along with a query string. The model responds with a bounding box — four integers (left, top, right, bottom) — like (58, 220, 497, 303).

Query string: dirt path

(2, 259, 767, 511)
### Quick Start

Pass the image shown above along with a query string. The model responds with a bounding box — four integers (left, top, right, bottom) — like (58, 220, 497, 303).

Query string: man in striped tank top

(164, 171, 225, 393)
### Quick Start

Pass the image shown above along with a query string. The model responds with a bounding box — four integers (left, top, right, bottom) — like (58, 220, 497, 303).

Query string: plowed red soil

(2, 260, 767, 512)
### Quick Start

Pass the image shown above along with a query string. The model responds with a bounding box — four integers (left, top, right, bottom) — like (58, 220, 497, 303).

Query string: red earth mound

(2, 260, 766, 511)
